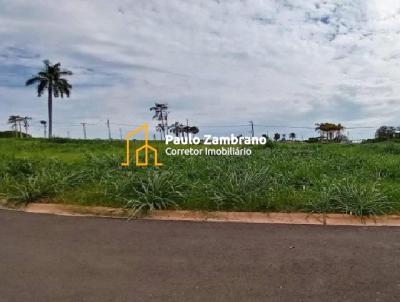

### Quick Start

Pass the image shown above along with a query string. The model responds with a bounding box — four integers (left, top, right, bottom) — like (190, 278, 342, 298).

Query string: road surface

(1, 210, 400, 302)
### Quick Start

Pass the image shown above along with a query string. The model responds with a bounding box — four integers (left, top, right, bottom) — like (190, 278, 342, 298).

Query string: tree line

(375, 126, 400, 140)
(150, 103, 199, 140)
(7, 116, 32, 138)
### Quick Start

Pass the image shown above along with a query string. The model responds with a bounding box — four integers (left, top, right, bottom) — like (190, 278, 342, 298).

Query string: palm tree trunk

(165, 115, 168, 139)
(18, 121, 22, 138)
(48, 84, 53, 138)
(14, 122, 17, 137)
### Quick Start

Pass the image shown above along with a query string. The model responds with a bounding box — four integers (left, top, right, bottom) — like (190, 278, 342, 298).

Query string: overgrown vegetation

(1, 138, 399, 216)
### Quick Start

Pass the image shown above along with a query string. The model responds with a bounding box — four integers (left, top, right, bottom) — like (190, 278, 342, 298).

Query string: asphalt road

(1, 210, 400, 302)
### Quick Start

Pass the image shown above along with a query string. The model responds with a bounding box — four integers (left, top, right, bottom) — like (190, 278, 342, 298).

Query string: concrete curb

(1, 202, 400, 226)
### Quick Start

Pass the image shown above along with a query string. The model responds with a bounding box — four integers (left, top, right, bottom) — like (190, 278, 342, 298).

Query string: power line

(110, 122, 142, 127)
(346, 126, 376, 129)
(1, 117, 385, 130)
(256, 124, 315, 129)
(197, 124, 250, 128)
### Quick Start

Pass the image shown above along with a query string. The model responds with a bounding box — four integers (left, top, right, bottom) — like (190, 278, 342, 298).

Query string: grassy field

(0, 138, 400, 216)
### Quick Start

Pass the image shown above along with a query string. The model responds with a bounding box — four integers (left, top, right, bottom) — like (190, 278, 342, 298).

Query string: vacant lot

(0, 138, 399, 215)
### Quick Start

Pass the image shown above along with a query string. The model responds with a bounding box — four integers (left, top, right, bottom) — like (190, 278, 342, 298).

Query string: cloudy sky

(1, 0, 400, 139)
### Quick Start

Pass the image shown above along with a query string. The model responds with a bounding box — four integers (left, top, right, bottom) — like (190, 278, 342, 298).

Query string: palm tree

(25, 60, 72, 138)
(23, 116, 32, 136)
(273, 133, 280, 141)
(150, 103, 168, 139)
(40, 120, 47, 138)
(169, 121, 184, 137)
(289, 132, 296, 141)
(169, 122, 199, 138)
(155, 123, 166, 140)
(182, 126, 190, 138)
(8, 115, 20, 137)
(315, 123, 345, 141)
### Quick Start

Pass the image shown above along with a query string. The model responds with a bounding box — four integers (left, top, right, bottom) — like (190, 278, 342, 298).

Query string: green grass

(0, 138, 399, 216)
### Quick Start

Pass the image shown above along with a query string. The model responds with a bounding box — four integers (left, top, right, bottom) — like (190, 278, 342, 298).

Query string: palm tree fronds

(25, 76, 42, 86)
(37, 80, 48, 96)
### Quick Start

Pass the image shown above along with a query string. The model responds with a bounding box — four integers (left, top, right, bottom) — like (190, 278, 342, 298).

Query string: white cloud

(1, 0, 400, 139)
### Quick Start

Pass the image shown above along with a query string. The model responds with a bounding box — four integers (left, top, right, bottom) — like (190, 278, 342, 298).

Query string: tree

(336, 133, 350, 143)
(315, 123, 344, 141)
(375, 126, 397, 139)
(289, 132, 296, 141)
(273, 133, 280, 141)
(188, 126, 199, 135)
(169, 122, 199, 138)
(25, 60, 72, 138)
(155, 123, 166, 140)
(150, 103, 168, 140)
(40, 120, 47, 138)
(8, 115, 21, 137)
(169, 121, 184, 137)
(22, 116, 32, 136)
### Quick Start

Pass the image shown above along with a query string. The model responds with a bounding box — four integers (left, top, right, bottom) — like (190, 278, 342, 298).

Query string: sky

(1, 0, 400, 140)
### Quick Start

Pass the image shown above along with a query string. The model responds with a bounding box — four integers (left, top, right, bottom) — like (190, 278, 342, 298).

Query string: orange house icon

(121, 123, 162, 167)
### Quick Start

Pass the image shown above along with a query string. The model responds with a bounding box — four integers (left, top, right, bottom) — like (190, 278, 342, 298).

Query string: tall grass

(306, 179, 394, 216)
(0, 159, 82, 202)
(0, 138, 400, 216)
(124, 171, 184, 216)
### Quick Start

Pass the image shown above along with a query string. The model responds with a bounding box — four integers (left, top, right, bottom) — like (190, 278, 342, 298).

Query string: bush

(0, 131, 31, 138)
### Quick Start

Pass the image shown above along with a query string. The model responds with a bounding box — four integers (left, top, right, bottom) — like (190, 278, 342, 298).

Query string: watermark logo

(121, 123, 162, 167)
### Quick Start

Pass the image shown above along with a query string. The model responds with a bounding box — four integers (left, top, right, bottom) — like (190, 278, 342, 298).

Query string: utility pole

(249, 121, 254, 137)
(106, 119, 112, 140)
(119, 128, 123, 140)
(186, 118, 189, 138)
(81, 122, 87, 139)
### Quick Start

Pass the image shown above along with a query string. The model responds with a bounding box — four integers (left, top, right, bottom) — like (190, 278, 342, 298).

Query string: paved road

(1, 210, 400, 302)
